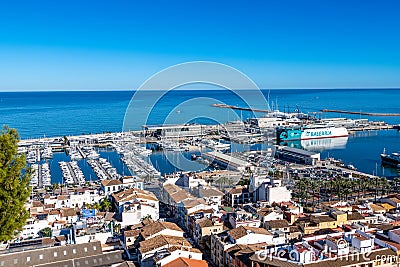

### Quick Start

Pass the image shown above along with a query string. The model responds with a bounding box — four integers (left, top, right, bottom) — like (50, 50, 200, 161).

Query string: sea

(1, 89, 400, 180)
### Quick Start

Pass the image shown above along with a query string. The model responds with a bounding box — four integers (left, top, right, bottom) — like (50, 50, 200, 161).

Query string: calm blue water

(1, 89, 400, 177)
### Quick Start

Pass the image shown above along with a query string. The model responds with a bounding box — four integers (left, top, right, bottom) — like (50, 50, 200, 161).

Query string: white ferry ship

(277, 125, 349, 142)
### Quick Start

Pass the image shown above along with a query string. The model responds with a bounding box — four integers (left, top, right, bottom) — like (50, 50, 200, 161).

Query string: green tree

(394, 178, 400, 193)
(51, 183, 59, 195)
(0, 127, 31, 241)
(92, 202, 101, 211)
(380, 177, 390, 196)
(101, 198, 112, 212)
(39, 227, 52, 238)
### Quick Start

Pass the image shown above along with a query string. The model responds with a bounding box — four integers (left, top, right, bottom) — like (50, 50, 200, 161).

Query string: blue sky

(0, 0, 399, 91)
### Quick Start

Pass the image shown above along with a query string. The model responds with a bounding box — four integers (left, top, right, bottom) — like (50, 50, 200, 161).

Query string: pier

(76, 146, 87, 159)
(321, 109, 400, 117)
(212, 103, 269, 113)
(38, 164, 43, 188)
(347, 125, 394, 132)
(66, 163, 78, 184)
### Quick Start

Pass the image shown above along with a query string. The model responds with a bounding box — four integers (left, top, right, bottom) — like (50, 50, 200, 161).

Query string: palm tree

(329, 178, 335, 202)
(351, 180, 360, 201)
(294, 178, 302, 203)
(318, 179, 328, 204)
(372, 176, 380, 202)
(333, 177, 342, 201)
(334, 176, 351, 202)
(52, 183, 59, 195)
(394, 178, 400, 193)
(101, 198, 112, 212)
(298, 178, 309, 206)
(92, 202, 101, 211)
(359, 178, 369, 200)
(380, 177, 390, 196)
(309, 180, 321, 209)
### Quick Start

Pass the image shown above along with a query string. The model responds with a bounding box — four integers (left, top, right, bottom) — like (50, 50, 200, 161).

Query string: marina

(12, 100, 400, 188)
(58, 161, 85, 185)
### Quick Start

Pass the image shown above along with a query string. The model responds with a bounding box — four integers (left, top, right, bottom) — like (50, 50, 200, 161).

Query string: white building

(257, 209, 284, 227)
(101, 179, 123, 196)
(20, 217, 49, 239)
(248, 117, 287, 128)
(142, 247, 203, 267)
(121, 176, 144, 190)
(290, 243, 317, 264)
(250, 177, 291, 204)
(211, 226, 281, 267)
(138, 235, 196, 262)
(229, 210, 261, 228)
(198, 187, 224, 210)
(164, 173, 208, 189)
(44, 190, 102, 209)
(112, 188, 159, 227)
(143, 124, 205, 138)
(326, 236, 349, 256)
(351, 233, 374, 253)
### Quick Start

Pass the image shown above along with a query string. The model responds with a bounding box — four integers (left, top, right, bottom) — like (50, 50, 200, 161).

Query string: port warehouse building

(142, 124, 206, 138)
(273, 145, 320, 165)
(203, 151, 253, 172)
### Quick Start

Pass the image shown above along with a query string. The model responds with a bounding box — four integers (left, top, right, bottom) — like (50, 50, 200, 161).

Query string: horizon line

(1, 87, 400, 93)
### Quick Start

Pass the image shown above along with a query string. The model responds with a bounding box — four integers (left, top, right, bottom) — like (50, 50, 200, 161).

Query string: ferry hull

(381, 154, 400, 167)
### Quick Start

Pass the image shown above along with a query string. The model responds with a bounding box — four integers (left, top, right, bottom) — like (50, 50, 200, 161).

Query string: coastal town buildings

(8, 125, 400, 267)
(111, 188, 159, 227)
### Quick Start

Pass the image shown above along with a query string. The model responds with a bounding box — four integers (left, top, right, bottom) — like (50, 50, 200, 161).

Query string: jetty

(212, 103, 269, 113)
(321, 109, 400, 117)
(76, 146, 87, 159)
(347, 125, 394, 132)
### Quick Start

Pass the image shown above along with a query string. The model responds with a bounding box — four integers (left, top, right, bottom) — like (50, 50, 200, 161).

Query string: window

(14, 259, 18, 265)
(39, 254, 43, 260)
(54, 252, 57, 257)
(93, 246, 97, 250)
(64, 250, 67, 256)
(27, 257, 30, 262)
(73, 249, 76, 254)
(84, 247, 88, 252)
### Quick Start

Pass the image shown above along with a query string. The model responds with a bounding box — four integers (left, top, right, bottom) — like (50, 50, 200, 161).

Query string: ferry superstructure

(381, 151, 400, 168)
(277, 124, 349, 142)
